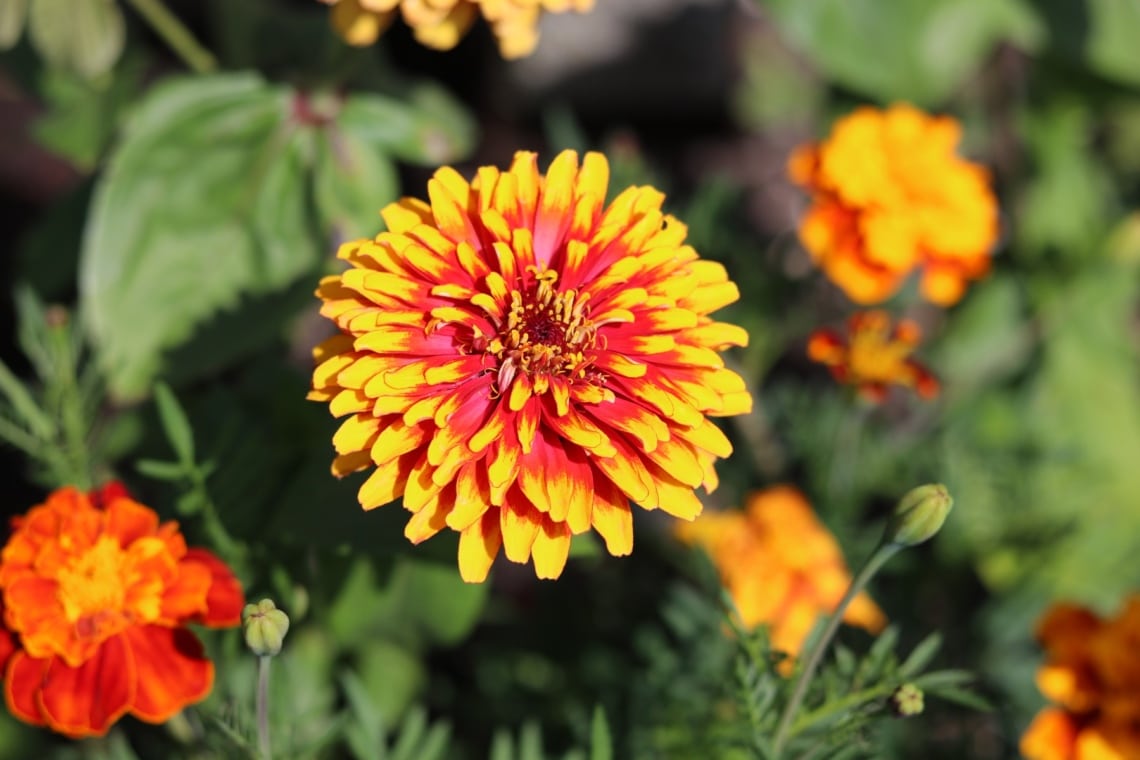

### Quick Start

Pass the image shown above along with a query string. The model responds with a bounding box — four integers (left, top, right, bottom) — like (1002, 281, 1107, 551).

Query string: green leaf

(0, 0, 28, 49)
(760, 0, 1043, 104)
(313, 127, 399, 241)
(134, 458, 186, 481)
(927, 686, 993, 712)
(1039, 0, 1140, 86)
(27, 0, 124, 79)
(589, 705, 613, 760)
(152, 382, 195, 465)
(490, 730, 515, 760)
(338, 84, 476, 167)
(78, 73, 321, 400)
(898, 633, 942, 678)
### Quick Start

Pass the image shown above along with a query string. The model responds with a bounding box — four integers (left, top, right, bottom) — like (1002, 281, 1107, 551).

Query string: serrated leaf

(78, 73, 321, 400)
(313, 127, 399, 241)
(153, 382, 195, 465)
(0, 0, 27, 48)
(589, 705, 613, 760)
(899, 632, 942, 678)
(28, 0, 124, 79)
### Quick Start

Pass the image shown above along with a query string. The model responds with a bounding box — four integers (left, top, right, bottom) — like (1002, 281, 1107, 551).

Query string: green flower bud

(242, 599, 290, 657)
(884, 484, 952, 547)
(890, 683, 925, 717)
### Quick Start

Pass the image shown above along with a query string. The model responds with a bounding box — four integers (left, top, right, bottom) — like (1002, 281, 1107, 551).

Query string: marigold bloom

(1021, 597, 1140, 760)
(309, 149, 751, 582)
(807, 310, 939, 402)
(320, 0, 594, 58)
(0, 485, 244, 738)
(675, 485, 885, 664)
(788, 103, 998, 306)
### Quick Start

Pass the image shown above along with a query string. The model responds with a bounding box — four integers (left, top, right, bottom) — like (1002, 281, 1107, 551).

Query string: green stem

(772, 542, 901, 757)
(257, 655, 272, 759)
(790, 683, 894, 736)
(124, 0, 218, 74)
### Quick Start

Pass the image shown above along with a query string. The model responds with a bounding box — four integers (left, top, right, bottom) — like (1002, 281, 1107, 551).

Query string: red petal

(181, 548, 244, 627)
(37, 634, 135, 738)
(89, 481, 132, 508)
(0, 625, 16, 672)
(124, 626, 213, 723)
(103, 498, 160, 547)
(4, 651, 48, 728)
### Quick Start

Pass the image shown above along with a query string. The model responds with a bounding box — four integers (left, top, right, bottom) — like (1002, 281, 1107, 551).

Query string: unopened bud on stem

(890, 683, 925, 717)
(884, 484, 952, 548)
(242, 599, 290, 657)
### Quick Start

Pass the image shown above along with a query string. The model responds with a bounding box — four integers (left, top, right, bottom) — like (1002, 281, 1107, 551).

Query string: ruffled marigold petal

(37, 634, 135, 738)
(124, 626, 213, 724)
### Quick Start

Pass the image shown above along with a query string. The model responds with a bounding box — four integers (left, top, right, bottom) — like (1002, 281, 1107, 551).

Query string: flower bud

(884, 484, 952, 547)
(890, 683, 925, 717)
(242, 599, 290, 657)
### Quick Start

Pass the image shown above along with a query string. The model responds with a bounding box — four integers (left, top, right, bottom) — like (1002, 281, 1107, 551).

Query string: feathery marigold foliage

(674, 485, 885, 666)
(1021, 598, 1140, 760)
(310, 149, 752, 582)
(788, 103, 999, 306)
(807, 310, 939, 402)
(320, 0, 594, 58)
(0, 484, 244, 738)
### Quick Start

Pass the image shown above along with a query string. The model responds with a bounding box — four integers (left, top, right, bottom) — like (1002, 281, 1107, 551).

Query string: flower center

(847, 328, 911, 384)
(486, 269, 597, 391)
(54, 535, 165, 642)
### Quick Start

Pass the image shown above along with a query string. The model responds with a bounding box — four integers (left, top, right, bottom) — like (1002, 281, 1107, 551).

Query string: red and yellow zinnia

(309, 149, 752, 582)
(320, 0, 594, 58)
(1021, 598, 1140, 760)
(675, 485, 886, 667)
(807, 310, 939, 402)
(788, 103, 999, 306)
(0, 484, 244, 738)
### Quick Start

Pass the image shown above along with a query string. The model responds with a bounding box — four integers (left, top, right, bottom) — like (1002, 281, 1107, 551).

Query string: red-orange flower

(309, 149, 752, 582)
(675, 485, 885, 667)
(807, 310, 939, 402)
(1021, 598, 1140, 760)
(788, 103, 998, 306)
(0, 485, 244, 738)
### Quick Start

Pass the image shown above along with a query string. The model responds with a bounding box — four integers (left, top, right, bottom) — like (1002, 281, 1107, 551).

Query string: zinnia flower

(788, 103, 998, 306)
(674, 485, 885, 666)
(807, 310, 939, 402)
(320, 0, 594, 58)
(1021, 597, 1140, 760)
(0, 484, 244, 737)
(309, 149, 752, 582)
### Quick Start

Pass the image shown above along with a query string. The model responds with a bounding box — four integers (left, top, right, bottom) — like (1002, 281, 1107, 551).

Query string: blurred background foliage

(2, 0, 1140, 757)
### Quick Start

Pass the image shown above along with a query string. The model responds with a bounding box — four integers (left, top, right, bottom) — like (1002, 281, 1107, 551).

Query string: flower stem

(772, 542, 900, 757)
(257, 655, 271, 759)
(124, 0, 217, 74)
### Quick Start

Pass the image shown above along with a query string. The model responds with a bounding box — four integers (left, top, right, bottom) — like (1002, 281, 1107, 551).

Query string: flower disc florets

(310, 149, 752, 582)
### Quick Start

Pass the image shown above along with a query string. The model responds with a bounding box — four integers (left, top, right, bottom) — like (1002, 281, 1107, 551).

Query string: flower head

(320, 0, 594, 58)
(808, 310, 939, 402)
(309, 149, 751, 582)
(788, 103, 998, 306)
(0, 485, 244, 738)
(674, 485, 885, 665)
(1021, 597, 1140, 760)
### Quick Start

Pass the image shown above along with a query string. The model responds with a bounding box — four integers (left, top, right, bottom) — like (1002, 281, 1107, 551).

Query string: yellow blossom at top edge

(319, 0, 596, 58)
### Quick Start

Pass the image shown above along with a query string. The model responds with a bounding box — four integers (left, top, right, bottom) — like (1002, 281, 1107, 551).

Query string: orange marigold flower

(319, 0, 594, 58)
(674, 485, 885, 666)
(807, 310, 939, 402)
(1022, 597, 1140, 760)
(309, 149, 752, 582)
(788, 103, 999, 306)
(0, 485, 244, 738)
